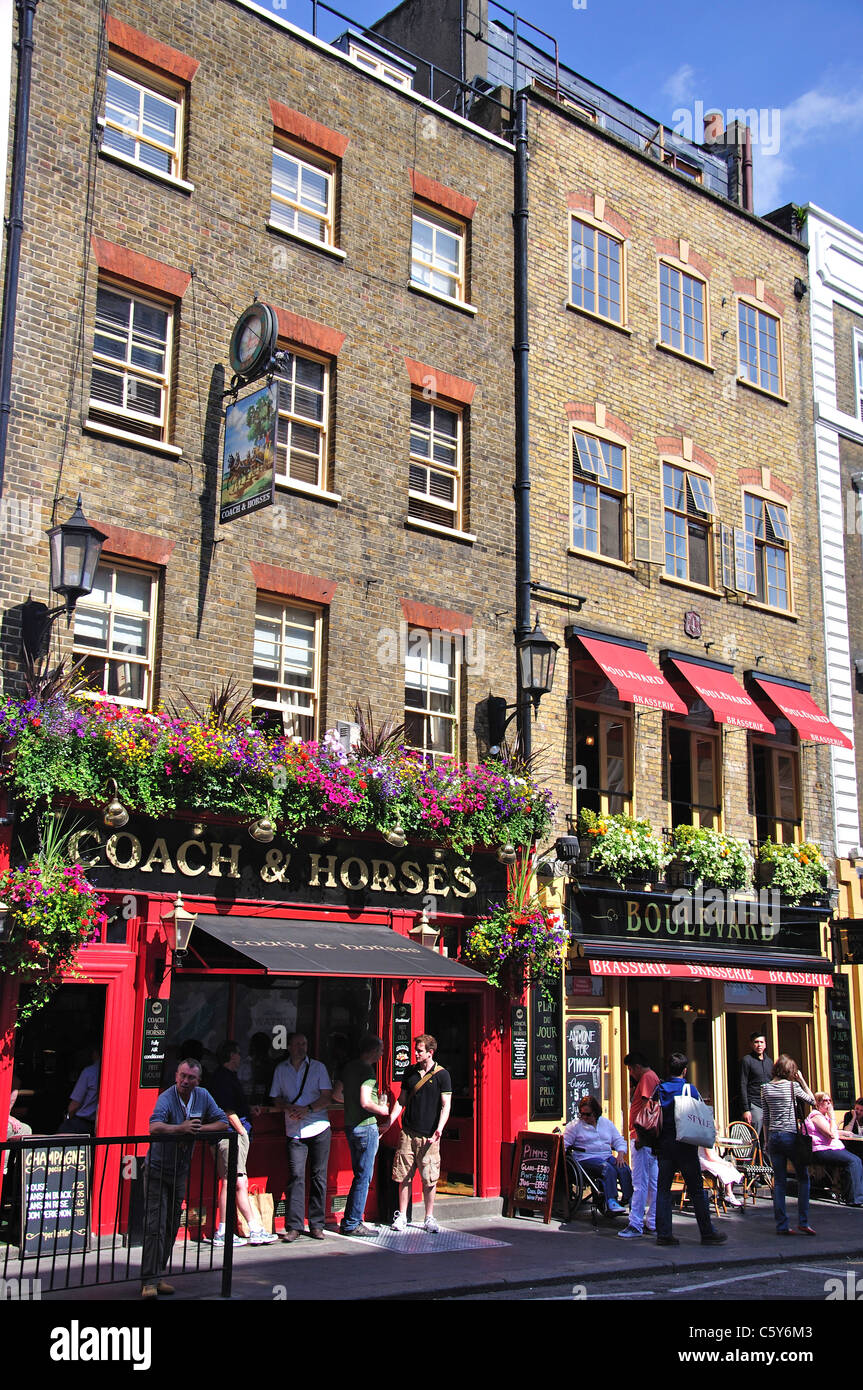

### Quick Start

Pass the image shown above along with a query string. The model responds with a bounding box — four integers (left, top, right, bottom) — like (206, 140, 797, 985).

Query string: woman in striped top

(761, 1055, 816, 1236)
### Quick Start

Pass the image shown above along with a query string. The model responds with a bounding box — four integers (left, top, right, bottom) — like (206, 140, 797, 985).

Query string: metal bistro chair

(675, 1166, 726, 1218)
(727, 1120, 774, 1205)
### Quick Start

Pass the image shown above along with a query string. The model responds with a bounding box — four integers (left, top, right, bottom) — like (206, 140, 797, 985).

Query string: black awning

(193, 916, 486, 981)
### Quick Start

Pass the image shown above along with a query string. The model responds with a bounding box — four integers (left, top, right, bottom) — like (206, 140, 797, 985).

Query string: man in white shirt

(563, 1094, 633, 1214)
(270, 1033, 332, 1241)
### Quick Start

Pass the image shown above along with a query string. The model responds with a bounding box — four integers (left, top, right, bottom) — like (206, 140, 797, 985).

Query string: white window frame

(88, 280, 173, 443)
(571, 429, 627, 561)
(348, 42, 413, 88)
(662, 461, 715, 587)
(72, 561, 158, 709)
(274, 348, 330, 492)
(252, 596, 322, 742)
(102, 58, 184, 179)
(854, 328, 863, 421)
(570, 215, 624, 325)
(270, 140, 336, 248)
(409, 395, 463, 531)
(737, 297, 783, 396)
(403, 627, 459, 766)
(410, 203, 467, 305)
(658, 260, 708, 362)
(742, 492, 792, 611)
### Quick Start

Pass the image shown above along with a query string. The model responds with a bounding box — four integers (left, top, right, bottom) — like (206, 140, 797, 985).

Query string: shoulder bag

(633, 1087, 663, 1148)
(793, 1082, 813, 1170)
(673, 1082, 716, 1147)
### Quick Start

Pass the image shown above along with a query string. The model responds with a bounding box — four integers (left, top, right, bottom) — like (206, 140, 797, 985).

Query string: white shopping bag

(673, 1083, 716, 1146)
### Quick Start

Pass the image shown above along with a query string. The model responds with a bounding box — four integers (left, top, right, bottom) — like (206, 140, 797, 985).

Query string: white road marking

(672, 1268, 785, 1293)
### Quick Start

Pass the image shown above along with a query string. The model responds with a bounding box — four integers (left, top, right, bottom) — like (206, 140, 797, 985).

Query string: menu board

(507, 1130, 562, 1222)
(141, 998, 170, 1088)
(511, 1004, 528, 1080)
(827, 976, 855, 1110)
(21, 1142, 90, 1258)
(392, 1002, 412, 1079)
(565, 1017, 603, 1122)
(530, 983, 563, 1119)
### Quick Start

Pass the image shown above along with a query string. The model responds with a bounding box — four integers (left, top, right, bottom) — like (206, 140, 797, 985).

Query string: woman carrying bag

(761, 1055, 816, 1236)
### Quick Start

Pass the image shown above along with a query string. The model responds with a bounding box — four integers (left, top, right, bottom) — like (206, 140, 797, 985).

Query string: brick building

(0, 0, 530, 1222)
(378, 0, 849, 1133)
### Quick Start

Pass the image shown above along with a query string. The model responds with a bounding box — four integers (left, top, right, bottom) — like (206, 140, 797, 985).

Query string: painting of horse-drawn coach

(220, 383, 277, 524)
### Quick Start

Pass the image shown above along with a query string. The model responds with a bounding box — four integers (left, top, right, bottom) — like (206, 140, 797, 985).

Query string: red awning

(588, 959, 833, 988)
(578, 635, 687, 713)
(753, 677, 853, 750)
(669, 658, 775, 733)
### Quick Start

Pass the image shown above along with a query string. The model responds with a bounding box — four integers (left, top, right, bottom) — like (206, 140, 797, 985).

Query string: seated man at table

(843, 1098, 863, 1138)
(563, 1095, 633, 1214)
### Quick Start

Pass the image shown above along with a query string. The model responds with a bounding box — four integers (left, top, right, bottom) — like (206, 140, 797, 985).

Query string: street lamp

(161, 892, 197, 970)
(487, 616, 560, 752)
(21, 495, 107, 662)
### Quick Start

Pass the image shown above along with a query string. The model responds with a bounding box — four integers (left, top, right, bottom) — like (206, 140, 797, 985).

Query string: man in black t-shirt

(383, 1034, 452, 1234)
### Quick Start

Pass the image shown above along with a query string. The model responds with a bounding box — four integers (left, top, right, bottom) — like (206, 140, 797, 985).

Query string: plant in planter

(0, 815, 107, 1021)
(0, 695, 556, 854)
(463, 853, 569, 1003)
(577, 808, 669, 886)
(669, 825, 754, 890)
(757, 840, 829, 905)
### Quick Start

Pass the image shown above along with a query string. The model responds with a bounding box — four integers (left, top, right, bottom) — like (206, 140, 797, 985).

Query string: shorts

(392, 1131, 441, 1185)
(216, 1128, 250, 1179)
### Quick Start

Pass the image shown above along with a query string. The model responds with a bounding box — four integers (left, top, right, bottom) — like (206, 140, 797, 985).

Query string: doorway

(626, 980, 713, 1101)
(11, 984, 106, 1135)
(424, 993, 476, 1194)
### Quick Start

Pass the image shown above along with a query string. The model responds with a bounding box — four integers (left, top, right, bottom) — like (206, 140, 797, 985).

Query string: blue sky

(262, 0, 863, 229)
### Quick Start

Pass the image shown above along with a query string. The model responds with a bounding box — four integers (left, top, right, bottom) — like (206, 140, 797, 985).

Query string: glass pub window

(103, 64, 183, 178)
(738, 301, 781, 394)
(663, 464, 714, 586)
(572, 431, 625, 560)
(570, 217, 622, 323)
(659, 263, 706, 360)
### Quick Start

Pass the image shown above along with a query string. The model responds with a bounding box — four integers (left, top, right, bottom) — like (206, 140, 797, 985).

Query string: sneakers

(249, 1229, 278, 1245)
(617, 1225, 643, 1239)
(606, 1199, 626, 1214)
(211, 1231, 247, 1247)
(392, 1211, 408, 1232)
(340, 1222, 377, 1238)
(423, 1216, 441, 1234)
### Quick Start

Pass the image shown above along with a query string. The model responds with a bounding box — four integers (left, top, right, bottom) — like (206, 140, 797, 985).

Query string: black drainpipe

(513, 90, 531, 758)
(0, 0, 39, 501)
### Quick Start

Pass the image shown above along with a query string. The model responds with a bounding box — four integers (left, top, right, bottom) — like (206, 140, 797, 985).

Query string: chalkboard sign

(507, 1130, 562, 1222)
(827, 976, 855, 1110)
(141, 997, 170, 1088)
(511, 1004, 528, 1080)
(565, 1017, 603, 1122)
(530, 983, 563, 1120)
(392, 1002, 412, 1079)
(21, 1141, 90, 1258)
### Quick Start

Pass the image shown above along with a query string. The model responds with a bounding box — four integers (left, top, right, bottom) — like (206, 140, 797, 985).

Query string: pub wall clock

(228, 301, 279, 382)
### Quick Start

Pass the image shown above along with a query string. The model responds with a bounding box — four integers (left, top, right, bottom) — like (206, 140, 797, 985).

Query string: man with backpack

(383, 1034, 451, 1234)
(618, 1051, 660, 1240)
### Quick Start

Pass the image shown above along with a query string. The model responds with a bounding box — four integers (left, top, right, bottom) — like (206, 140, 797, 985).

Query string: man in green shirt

(339, 1034, 389, 1236)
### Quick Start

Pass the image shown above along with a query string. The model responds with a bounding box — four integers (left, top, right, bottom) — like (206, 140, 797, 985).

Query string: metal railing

(0, 1131, 238, 1295)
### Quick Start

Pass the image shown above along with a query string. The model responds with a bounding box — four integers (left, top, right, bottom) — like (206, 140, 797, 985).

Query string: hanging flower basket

(463, 854, 569, 1003)
(0, 854, 106, 1021)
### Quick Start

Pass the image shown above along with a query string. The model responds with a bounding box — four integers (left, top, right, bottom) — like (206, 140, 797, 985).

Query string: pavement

(23, 1190, 863, 1301)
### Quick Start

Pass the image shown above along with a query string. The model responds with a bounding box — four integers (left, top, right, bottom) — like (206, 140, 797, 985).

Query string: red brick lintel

(409, 170, 477, 223)
(737, 469, 793, 502)
(564, 403, 632, 442)
(268, 100, 349, 160)
(106, 16, 199, 84)
(733, 277, 785, 317)
(655, 437, 718, 474)
(271, 307, 345, 359)
(654, 237, 712, 281)
(91, 236, 191, 299)
(95, 522, 175, 567)
(566, 193, 631, 241)
(400, 599, 472, 634)
(250, 563, 337, 606)
(403, 358, 476, 406)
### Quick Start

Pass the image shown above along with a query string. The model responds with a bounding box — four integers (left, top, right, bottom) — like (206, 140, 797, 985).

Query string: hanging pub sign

(511, 1004, 528, 1080)
(220, 382, 277, 524)
(530, 982, 563, 1120)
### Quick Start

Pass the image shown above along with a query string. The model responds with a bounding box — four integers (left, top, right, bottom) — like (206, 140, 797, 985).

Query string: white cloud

(662, 63, 696, 105)
(753, 84, 863, 213)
